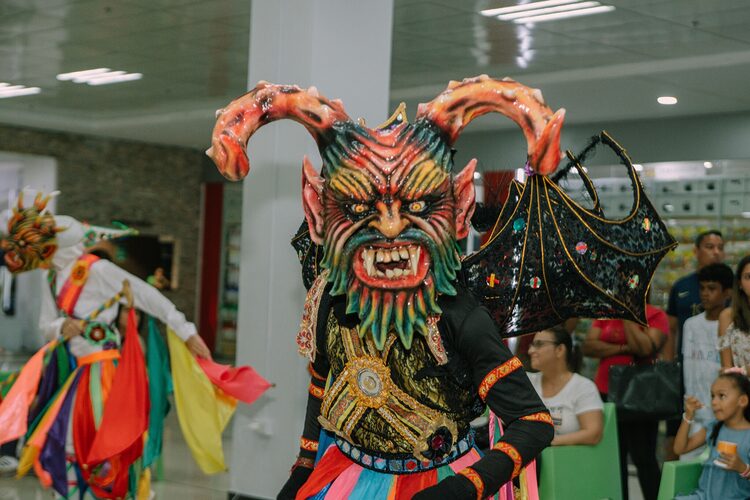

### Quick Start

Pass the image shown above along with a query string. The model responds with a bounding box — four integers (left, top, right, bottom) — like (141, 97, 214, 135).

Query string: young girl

(673, 371, 750, 499)
(719, 255, 750, 371)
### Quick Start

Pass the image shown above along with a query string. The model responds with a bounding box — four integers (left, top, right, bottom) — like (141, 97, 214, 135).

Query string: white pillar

(229, 1, 393, 498)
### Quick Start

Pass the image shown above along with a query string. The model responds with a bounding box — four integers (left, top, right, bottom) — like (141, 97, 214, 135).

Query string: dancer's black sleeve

(277, 337, 330, 499)
(415, 303, 554, 500)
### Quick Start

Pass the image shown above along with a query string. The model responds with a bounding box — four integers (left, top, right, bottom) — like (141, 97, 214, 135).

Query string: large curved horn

(207, 82, 353, 181)
(416, 75, 566, 175)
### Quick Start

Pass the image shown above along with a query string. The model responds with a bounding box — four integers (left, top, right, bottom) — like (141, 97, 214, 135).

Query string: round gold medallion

(357, 369, 383, 397)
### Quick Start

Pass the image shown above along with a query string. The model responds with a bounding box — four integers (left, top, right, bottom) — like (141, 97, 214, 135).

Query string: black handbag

(608, 360, 682, 421)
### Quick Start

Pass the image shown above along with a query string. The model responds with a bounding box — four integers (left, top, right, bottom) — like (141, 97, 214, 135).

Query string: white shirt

(683, 312, 721, 427)
(527, 372, 603, 436)
(40, 244, 196, 357)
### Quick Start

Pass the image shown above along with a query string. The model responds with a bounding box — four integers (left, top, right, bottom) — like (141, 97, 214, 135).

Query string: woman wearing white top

(527, 325, 604, 446)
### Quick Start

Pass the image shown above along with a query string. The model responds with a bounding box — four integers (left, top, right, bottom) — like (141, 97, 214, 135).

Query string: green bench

(538, 402, 622, 500)
(657, 456, 703, 500)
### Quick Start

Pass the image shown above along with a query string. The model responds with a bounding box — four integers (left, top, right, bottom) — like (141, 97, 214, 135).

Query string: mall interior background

(1, 0, 750, 498)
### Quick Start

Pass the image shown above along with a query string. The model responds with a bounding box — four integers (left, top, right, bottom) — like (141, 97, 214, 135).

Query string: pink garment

(323, 461, 363, 498)
(196, 358, 272, 405)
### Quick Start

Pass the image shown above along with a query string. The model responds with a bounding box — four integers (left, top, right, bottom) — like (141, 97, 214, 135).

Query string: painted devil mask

(1, 192, 59, 273)
(208, 75, 564, 349)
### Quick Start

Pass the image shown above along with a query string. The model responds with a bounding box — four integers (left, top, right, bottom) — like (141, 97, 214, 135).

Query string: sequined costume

(207, 76, 676, 499)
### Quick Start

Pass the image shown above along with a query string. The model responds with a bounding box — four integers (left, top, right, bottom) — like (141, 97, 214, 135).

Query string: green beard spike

(324, 237, 462, 351)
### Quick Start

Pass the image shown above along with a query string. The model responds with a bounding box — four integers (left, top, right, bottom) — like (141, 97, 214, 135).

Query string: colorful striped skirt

(297, 432, 483, 500)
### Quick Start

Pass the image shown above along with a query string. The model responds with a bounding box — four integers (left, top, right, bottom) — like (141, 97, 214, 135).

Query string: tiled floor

(0, 410, 232, 499)
(0, 350, 231, 500)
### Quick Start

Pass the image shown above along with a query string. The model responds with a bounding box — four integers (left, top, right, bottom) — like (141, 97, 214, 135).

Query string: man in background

(662, 230, 725, 460)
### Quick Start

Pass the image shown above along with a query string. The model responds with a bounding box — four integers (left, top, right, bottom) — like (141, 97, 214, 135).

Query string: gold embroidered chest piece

(319, 313, 459, 460)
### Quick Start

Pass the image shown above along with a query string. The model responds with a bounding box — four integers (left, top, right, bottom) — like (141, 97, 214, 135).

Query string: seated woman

(527, 325, 604, 445)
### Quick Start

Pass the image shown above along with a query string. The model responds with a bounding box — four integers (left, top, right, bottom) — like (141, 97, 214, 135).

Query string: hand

(683, 396, 703, 420)
(186, 334, 211, 359)
(61, 318, 85, 340)
(412, 474, 477, 499)
(718, 452, 746, 473)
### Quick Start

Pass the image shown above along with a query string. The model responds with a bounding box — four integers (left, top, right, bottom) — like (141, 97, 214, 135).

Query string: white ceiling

(1, 0, 750, 149)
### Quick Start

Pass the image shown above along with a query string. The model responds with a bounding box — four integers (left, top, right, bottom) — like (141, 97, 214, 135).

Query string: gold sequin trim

(296, 270, 329, 362)
(299, 437, 318, 452)
(458, 467, 484, 500)
(478, 357, 522, 401)
(292, 457, 314, 471)
(425, 314, 448, 365)
(494, 441, 522, 478)
(520, 411, 554, 426)
(308, 383, 325, 400)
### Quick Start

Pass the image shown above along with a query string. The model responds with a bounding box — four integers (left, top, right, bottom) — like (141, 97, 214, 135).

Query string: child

(682, 263, 734, 432)
(673, 371, 750, 499)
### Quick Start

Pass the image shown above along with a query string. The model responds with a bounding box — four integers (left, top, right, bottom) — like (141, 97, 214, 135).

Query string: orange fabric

(0, 340, 55, 445)
(100, 359, 116, 403)
(392, 468, 438, 499)
(86, 309, 148, 495)
(295, 446, 352, 500)
(57, 254, 99, 315)
(77, 350, 120, 366)
(73, 367, 117, 498)
(196, 358, 271, 405)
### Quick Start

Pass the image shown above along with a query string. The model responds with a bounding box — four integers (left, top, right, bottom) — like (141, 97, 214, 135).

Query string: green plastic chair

(657, 457, 703, 500)
(538, 402, 622, 500)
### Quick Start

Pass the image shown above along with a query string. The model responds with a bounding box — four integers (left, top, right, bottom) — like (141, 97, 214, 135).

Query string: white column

(229, 1, 393, 498)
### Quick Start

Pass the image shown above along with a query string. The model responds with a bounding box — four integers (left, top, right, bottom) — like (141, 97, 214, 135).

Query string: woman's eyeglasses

(529, 340, 559, 349)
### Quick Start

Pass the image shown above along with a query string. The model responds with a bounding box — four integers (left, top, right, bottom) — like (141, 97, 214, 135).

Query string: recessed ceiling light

(657, 96, 678, 105)
(57, 68, 142, 86)
(703, 161, 713, 169)
(0, 83, 41, 99)
(473, 171, 482, 180)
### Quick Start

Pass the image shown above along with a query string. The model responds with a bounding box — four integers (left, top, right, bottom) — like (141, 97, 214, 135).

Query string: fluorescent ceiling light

(58, 68, 143, 86)
(703, 161, 713, 169)
(481, 0, 578, 17)
(657, 96, 678, 105)
(87, 73, 142, 86)
(57, 68, 110, 81)
(498, 1, 601, 20)
(513, 4, 615, 23)
(0, 86, 41, 98)
(74, 71, 126, 83)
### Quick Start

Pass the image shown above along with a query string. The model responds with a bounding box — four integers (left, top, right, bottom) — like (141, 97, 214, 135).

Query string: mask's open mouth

(352, 243, 430, 289)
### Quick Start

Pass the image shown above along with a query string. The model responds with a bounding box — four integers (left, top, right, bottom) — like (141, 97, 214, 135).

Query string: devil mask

(208, 75, 564, 350)
(1, 192, 59, 273)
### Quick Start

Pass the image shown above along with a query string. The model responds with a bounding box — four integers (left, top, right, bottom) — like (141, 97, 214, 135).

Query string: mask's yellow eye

(407, 201, 427, 213)
(349, 203, 369, 215)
